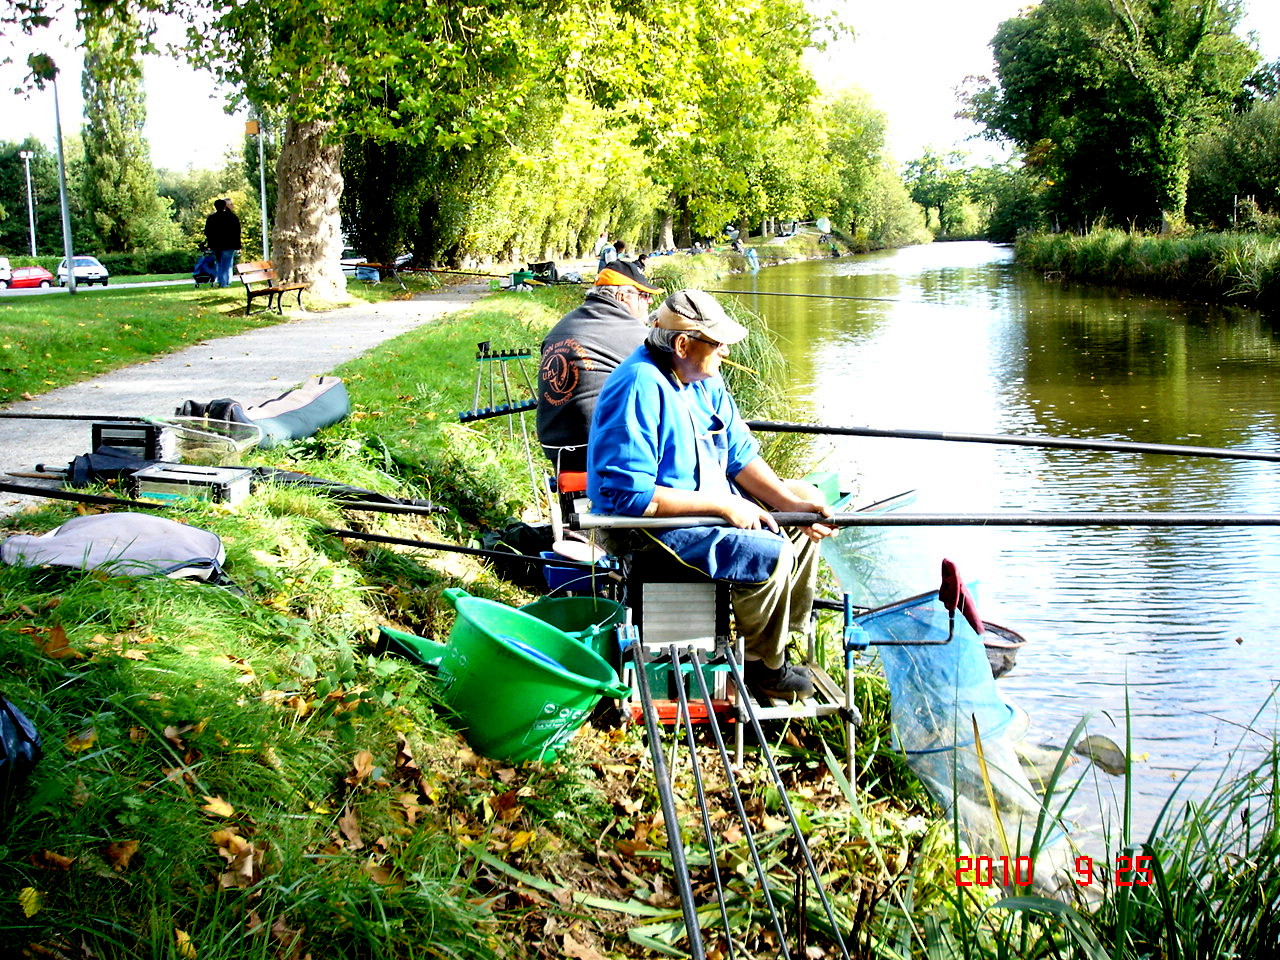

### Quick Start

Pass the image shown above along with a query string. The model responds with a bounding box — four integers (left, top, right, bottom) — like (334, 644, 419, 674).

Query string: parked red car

(3, 266, 55, 289)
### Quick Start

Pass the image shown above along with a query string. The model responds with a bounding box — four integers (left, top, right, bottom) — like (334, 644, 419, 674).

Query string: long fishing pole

(628, 631, 707, 959)
(722, 647, 852, 959)
(0, 412, 151, 422)
(707, 288, 935, 306)
(748, 419, 1280, 464)
(0, 478, 161, 510)
(574, 511, 1280, 530)
(668, 645, 737, 957)
(686, 647, 791, 948)
(325, 527, 607, 570)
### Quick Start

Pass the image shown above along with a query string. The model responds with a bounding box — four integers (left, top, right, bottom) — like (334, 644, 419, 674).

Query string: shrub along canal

(721, 240, 1280, 834)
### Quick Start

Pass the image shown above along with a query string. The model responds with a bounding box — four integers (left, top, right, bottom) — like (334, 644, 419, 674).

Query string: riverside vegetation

(1015, 229, 1280, 310)
(1, 267, 1279, 958)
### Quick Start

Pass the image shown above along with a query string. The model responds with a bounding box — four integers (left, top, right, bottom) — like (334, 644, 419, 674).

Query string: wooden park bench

(235, 260, 310, 316)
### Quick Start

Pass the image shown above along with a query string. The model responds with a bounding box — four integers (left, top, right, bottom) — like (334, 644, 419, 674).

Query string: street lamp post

(18, 150, 36, 256)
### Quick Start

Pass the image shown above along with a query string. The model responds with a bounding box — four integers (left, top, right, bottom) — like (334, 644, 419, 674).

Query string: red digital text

(954, 854, 1157, 888)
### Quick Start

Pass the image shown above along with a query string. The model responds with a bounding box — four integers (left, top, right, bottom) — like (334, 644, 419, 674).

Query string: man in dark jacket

(536, 259, 662, 471)
(203, 198, 242, 288)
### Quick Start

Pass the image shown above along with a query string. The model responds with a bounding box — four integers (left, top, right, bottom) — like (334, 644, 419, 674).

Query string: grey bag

(0, 512, 226, 580)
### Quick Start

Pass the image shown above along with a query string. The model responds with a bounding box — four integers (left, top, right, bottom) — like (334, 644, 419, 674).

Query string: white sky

(0, 1, 1277, 172)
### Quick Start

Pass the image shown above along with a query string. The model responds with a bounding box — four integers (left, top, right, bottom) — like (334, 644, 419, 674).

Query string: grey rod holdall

(1, 512, 226, 580)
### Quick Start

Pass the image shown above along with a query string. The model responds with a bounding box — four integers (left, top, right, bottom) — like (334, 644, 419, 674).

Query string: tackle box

(129, 463, 253, 505)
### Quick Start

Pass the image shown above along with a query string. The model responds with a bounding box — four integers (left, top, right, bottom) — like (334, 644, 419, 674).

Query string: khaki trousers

(731, 526, 820, 670)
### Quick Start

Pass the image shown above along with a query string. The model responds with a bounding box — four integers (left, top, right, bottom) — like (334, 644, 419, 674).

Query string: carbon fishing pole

(748, 419, 1280, 464)
(324, 527, 609, 571)
(685, 648, 790, 947)
(707, 288, 937, 306)
(573, 510, 1280, 530)
(722, 647, 853, 959)
(628, 630, 707, 959)
(668, 644, 737, 956)
(0, 478, 162, 510)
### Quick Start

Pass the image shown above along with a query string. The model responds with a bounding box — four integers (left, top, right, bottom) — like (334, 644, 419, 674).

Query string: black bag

(0, 698, 41, 799)
(527, 261, 559, 283)
(480, 521, 554, 589)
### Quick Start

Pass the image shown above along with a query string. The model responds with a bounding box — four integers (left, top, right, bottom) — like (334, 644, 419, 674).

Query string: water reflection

(721, 242, 1280, 832)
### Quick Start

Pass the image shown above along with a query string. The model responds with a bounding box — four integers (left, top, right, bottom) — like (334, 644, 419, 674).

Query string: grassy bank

(0, 283, 951, 958)
(1015, 229, 1280, 309)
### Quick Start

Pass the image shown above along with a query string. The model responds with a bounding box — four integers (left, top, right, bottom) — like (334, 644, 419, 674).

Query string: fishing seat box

(623, 549, 732, 708)
(129, 463, 253, 505)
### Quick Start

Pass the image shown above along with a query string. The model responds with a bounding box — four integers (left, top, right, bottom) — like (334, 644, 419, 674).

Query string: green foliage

(1187, 100, 1280, 228)
(0, 140, 61, 257)
(78, 4, 181, 253)
(969, 163, 1049, 242)
(157, 160, 262, 254)
(968, 0, 1259, 229)
(904, 149, 974, 236)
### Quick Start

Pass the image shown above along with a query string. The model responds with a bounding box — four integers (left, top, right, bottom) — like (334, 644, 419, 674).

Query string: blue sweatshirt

(587, 344, 760, 516)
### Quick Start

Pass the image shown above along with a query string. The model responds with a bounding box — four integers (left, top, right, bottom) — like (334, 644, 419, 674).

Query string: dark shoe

(744, 660, 814, 702)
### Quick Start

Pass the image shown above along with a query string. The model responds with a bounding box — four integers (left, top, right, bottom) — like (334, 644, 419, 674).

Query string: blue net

(855, 591, 1014, 754)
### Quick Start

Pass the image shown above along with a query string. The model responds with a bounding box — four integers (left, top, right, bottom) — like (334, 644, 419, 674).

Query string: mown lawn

(0, 273, 450, 405)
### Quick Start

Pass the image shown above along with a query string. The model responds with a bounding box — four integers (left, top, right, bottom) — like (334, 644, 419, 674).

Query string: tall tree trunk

(273, 115, 345, 301)
(659, 194, 676, 250)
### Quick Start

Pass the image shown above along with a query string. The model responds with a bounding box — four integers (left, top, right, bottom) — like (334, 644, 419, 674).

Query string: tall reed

(1016, 229, 1279, 309)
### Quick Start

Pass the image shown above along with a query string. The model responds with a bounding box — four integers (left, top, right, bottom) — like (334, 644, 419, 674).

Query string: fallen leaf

(30, 850, 75, 871)
(36, 624, 85, 660)
(509, 830, 536, 851)
(201, 795, 235, 818)
(361, 860, 398, 885)
(18, 886, 42, 917)
(104, 840, 139, 872)
(338, 806, 365, 849)
(175, 928, 196, 959)
(563, 933, 608, 960)
(65, 727, 97, 754)
(345, 749, 375, 787)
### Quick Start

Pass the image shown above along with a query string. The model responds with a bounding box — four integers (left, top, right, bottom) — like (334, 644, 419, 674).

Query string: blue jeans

(214, 249, 237, 288)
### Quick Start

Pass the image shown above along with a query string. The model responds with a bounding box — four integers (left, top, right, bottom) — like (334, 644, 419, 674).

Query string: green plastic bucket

(381, 589, 629, 763)
(518, 596, 626, 670)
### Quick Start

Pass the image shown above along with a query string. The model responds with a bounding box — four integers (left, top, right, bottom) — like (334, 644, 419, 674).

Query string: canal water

(721, 241, 1280, 834)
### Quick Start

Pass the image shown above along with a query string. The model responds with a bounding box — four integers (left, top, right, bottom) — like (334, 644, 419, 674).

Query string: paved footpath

(0, 282, 490, 517)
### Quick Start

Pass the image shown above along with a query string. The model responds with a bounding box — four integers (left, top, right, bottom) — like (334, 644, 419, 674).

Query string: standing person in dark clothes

(536, 259, 662, 472)
(203, 198, 242, 288)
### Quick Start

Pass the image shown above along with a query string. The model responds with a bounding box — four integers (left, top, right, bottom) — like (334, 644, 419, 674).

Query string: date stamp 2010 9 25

(955, 854, 1156, 888)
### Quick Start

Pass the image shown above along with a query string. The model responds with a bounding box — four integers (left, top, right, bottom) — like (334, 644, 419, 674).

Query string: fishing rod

(628, 630, 707, 959)
(707, 288, 935, 306)
(0, 412, 152, 422)
(667, 644, 737, 955)
(684, 648, 790, 948)
(748, 419, 1280, 464)
(720, 647, 853, 959)
(0, 478, 161, 510)
(324, 527, 610, 571)
(573, 511, 1280, 530)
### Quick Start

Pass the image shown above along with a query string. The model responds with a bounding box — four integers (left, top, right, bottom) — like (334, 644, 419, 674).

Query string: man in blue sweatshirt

(587, 290, 834, 701)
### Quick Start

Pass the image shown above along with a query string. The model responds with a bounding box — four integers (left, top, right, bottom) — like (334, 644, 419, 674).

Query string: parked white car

(0, 257, 11, 287)
(57, 255, 110, 287)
